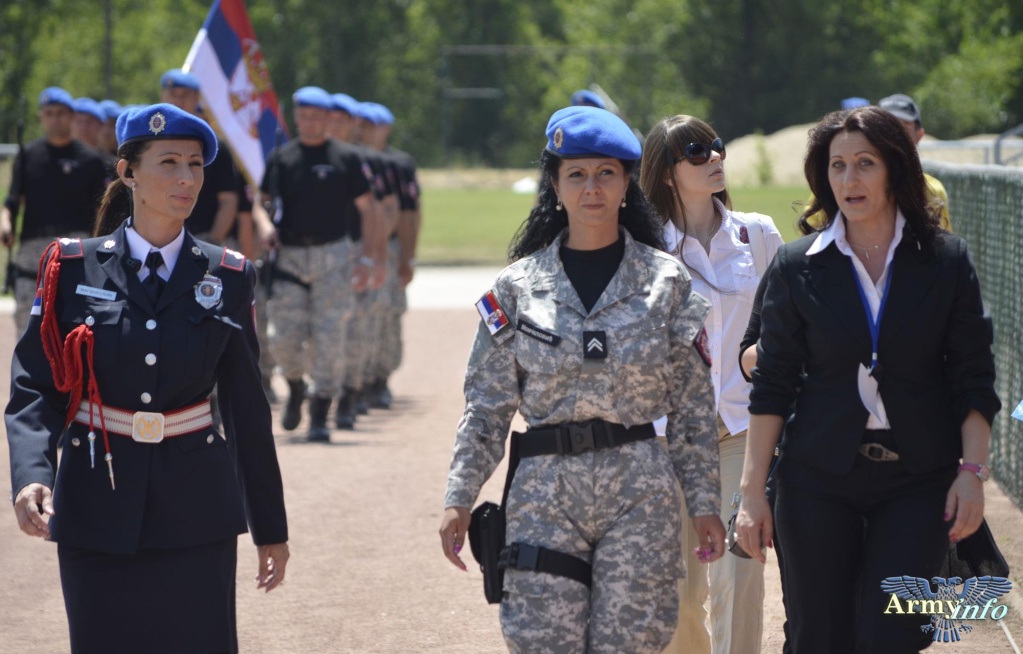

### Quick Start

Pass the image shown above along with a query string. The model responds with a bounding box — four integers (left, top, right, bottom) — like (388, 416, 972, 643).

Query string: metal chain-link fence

(926, 161, 1023, 508)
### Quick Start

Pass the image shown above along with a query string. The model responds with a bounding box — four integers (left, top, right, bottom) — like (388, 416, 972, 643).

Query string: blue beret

(352, 102, 381, 124)
(115, 103, 218, 166)
(545, 106, 641, 161)
(570, 90, 606, 110)
(330, 93, 359, 114)
(160, 68, 200, 91)
(841, 97, 870, 110)
(293, 86, 332, 110)
(364, 102, 394, 126)
(39, 87, 74, 110)
(98, 99, 124, 121)
(73, 97, 106, 122)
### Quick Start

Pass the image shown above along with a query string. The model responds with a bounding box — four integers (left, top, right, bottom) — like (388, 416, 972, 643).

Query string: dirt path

(1, 301, 1021, 652)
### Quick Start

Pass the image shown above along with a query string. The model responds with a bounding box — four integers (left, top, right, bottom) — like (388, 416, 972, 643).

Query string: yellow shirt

(804, 173, 952, 232)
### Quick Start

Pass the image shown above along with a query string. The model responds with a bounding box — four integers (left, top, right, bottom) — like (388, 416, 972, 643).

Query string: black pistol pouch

(468, 501, 506, 604)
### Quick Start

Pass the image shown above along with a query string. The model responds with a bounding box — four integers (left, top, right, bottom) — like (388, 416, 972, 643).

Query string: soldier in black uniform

(259, 86, 381, 441)
(1, 87, 108, 335)
(6, 103, 289, 654)
(326, 94, 394, 428)
(160, 68, 239, 244)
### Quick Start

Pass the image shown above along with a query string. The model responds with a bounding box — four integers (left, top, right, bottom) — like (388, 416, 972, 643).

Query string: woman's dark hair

(799, 106, 940, 245)
(640, 115, 732, 290)
(93, 140, 151, 237)
(508, 149, 665, 261)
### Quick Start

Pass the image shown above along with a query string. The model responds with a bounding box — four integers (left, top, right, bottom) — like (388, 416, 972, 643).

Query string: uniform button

(84, 316, 95, 327)
(146, 319, 157, 330)
(207, 435, 215, 444)
(145, 353, 157, 365)
(71, 437, 81, 447)
(141, 392, 152, 404)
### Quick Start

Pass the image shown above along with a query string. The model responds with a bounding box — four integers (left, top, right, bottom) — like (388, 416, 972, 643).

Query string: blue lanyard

(851, 259, 894, 372)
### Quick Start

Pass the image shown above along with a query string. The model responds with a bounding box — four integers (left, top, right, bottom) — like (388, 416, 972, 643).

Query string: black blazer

(6, 221, 288, 554)
(749, 229, 1000, 476)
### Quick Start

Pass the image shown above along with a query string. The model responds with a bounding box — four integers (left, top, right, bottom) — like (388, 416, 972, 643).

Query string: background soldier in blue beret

(1, 87, 108, 335)
(7, 103, 289, 653)
(159, 68, 239, 246)
(259, 86, 382, 441)
(97, 99, 124, 156)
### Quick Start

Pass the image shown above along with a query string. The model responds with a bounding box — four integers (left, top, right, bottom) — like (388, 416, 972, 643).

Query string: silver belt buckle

(132, 411, 165, 443)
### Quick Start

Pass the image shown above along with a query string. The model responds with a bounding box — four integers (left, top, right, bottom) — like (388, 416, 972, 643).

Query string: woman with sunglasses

(440, 106, 724, 653)
(641, 115, 783, 654)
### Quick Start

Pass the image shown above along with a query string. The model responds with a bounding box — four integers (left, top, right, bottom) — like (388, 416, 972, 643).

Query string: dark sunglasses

(674, 138, 726, 166)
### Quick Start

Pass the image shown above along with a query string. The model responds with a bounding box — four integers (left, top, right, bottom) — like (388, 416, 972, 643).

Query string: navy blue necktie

(143, 251, 165, 304)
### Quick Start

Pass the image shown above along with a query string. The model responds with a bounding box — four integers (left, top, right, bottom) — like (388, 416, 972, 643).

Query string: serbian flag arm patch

(693, 327, 712, 367)
(30, 290, 43, 316)
(475, 290, 510, 336)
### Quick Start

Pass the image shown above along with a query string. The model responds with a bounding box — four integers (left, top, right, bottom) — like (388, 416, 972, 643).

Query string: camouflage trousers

(13, 235, 88, 336)
(343, 283, 381, 391)
(267, 239, 353, 398)
(254, 265, 275, 382)
(368, 238, 406, 381)
(501, 439, 684, 654)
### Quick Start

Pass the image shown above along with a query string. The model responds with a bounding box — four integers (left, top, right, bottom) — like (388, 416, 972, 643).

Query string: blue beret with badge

(293, 86, 333, 110)
(545, 106, 641, 161)
(39, 87, 75, 110)
(99, 99, 124, 121)
(73, 97, 106, 122)
(570, 89, 606, 110)
(160, 68, 201, 91)
(116, 103, 218, 166)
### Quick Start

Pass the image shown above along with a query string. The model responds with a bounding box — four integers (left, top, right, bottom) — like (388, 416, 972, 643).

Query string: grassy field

(419, 184, 810, 265)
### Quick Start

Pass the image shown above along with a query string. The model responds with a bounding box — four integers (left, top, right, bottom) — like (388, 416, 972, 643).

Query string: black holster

(468, 501, 506, 604)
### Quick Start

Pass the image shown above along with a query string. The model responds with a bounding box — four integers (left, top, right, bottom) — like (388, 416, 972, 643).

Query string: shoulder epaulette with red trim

(220, 248, 246, 272)
(57, 238, 84, 260)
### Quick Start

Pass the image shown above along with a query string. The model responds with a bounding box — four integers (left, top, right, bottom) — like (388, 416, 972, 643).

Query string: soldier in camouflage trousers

(440, 106, 723, 653)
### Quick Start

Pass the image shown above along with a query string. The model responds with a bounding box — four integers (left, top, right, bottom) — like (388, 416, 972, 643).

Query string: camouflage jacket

(444, 229, 721, 516)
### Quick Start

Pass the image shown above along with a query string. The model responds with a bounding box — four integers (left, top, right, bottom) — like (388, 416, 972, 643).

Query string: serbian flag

(183, 0, 287, 186)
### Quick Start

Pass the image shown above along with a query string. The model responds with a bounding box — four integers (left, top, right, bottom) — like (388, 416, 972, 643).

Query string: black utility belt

(278, 233, 345, 247)
(516, 420, 656, 458)
(8, 265, 38, 281)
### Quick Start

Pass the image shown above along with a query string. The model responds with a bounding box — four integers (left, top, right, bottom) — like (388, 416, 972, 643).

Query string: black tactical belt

(271, 267, 312, 290)
(9, 265, 38, 281)
(499, 542, 593, 589)
(516, 420, 656, 458)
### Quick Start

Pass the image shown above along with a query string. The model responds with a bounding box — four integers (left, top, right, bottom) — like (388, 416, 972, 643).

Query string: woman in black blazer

(735, 107, 999, 653)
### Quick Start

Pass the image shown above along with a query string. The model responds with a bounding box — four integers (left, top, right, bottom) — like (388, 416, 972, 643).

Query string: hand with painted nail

(439, 506, 471, 571)
(691, 514, 726, 564)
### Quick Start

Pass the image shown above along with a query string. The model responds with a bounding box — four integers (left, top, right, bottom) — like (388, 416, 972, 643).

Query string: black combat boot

(334, 388, 357, 430)
(355, 388, 369, 415)
(281, 378, 306, 431)
(370, 378, 393, 410)
(307, 396, 331, 442)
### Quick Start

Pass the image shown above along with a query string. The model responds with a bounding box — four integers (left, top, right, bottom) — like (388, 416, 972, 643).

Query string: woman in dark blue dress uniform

(6, 104, 289, 654)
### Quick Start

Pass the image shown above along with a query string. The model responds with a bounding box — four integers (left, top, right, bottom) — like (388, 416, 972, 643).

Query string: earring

(131, 182, 137, 189)
(621, 197, 627, 208)
(556, 199, 563, 211)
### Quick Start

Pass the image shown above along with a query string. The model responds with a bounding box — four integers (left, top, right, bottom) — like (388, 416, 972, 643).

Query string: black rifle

(4, 96, 27, 294)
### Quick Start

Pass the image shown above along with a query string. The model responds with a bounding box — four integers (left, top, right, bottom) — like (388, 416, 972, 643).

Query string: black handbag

(725, 493, 752, 559)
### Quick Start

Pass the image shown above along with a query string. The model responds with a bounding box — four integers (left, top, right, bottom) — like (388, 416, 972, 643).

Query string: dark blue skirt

(58, 537, 238, 654)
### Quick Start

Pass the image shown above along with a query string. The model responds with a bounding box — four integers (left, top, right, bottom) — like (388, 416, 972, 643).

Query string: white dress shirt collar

(125, 222, 186, 281)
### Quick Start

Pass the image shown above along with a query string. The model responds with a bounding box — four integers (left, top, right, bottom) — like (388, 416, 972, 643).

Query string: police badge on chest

(194, 273, 223, 309)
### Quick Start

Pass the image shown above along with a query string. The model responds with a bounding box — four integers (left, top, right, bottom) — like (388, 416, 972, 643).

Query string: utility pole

(103, 0, 113, 98)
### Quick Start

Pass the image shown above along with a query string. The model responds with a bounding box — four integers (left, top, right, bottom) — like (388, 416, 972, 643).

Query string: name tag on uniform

(75, 285, 117, 301)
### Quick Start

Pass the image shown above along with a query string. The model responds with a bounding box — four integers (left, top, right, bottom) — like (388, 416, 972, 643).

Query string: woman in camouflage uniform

(439, 106, 725, 653)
